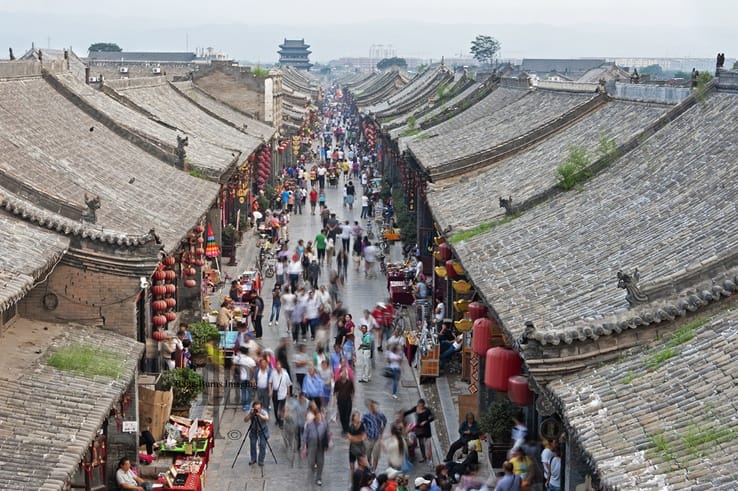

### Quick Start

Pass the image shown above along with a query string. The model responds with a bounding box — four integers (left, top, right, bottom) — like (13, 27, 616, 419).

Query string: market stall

(154, 416, 214, 491)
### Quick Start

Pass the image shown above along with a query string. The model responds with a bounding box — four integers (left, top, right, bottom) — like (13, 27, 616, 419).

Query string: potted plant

(189, 321, 220, 367)
(159, 368, 204, 415)
(479, 396, 514, 469)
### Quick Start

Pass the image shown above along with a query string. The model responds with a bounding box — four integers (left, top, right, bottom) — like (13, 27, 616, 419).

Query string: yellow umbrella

(452, 280, 473, 294)
(455, 318, 473, 332)
(453, 299, 470, 313)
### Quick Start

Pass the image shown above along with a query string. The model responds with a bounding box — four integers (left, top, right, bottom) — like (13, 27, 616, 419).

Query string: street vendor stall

(154, 416, 214, 491)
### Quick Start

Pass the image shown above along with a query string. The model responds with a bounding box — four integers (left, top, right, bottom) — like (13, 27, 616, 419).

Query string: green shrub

(160, 368, 204, 407)
(479, 397, 514, 443)
(597, 133, 619, 166)
(556, 145, 591, 190)
(189, 321, 221, 357)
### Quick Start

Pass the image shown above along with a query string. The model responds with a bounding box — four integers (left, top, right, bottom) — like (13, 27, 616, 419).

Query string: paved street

(198, 177, 431, 491)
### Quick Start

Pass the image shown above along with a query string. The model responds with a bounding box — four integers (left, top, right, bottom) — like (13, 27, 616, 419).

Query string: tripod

(231, 410, 278, 468)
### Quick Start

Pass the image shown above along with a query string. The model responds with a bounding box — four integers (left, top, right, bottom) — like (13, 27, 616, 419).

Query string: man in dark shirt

(333, 369, 355, 434)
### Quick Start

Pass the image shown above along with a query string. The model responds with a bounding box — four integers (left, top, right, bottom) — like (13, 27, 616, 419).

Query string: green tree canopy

(639, 64, 663, 77)
(377, 57, 407, 70)
(470, 35, 500, 65)
(88, 42, 122, 53)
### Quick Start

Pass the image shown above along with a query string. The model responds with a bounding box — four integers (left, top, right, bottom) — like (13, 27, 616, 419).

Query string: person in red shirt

(309, 187, 319, 215)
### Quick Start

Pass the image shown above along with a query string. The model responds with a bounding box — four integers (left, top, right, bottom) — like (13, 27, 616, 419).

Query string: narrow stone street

(198, 176, 432, 490)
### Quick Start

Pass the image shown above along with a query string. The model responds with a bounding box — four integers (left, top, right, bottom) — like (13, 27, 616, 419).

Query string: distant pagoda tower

(278, 38, 313, 71)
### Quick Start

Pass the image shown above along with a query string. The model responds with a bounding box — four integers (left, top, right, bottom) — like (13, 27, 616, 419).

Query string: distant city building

(278, 39, 312, 71)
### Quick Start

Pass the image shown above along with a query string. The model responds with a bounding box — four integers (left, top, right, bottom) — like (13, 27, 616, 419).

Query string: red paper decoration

(508, 375, 533, 406)
(484, 347, 522, 391)
(472, 318, 492, 356)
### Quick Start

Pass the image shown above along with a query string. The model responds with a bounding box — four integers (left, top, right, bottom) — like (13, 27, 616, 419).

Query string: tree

(639, 64, 663, 77)
(470, 35, 500, 65)
(88, 42, 122, 53)
(377, 57, 407, 71)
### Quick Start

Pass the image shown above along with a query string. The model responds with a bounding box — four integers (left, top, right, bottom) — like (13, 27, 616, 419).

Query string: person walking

(334, 368, 355, 434)
(303, 406, 330, 487)
(340, 220, 352, 254)
(336, 249, 348, 284)
(270, 360, 292, 428)
(268, 284, 281, 328)
(348, 410, 368, 481)
(250, 294, 265, 339)
(253, 358, 272, 413)
(315, 229, 327, 266)
(309, 187, 319, 215)
(404, 399, 435, 463)
(232, 346, 256, 411)
(244, 399, 270, 467)
(357, 325, 373, 383)
(386, 344, 403, 399)
(362, 399, 388, 471)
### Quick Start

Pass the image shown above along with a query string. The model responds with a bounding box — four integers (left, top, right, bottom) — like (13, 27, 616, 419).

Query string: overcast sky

(1, 0, 734, 62)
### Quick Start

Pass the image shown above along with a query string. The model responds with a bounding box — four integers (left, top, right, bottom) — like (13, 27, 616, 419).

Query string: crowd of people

(197, 83, 564, 491)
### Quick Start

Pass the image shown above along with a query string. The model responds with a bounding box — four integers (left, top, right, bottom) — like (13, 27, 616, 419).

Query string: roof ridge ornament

(617, 268, 648, 307)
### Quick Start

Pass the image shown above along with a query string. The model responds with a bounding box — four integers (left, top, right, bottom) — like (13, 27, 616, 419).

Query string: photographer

(243, 399, 270, 466)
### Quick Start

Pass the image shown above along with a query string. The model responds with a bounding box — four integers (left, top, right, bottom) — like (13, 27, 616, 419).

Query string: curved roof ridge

(0, 191, 156, 248)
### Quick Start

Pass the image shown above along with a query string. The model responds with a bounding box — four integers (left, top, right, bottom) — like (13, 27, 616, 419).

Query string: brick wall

(19, 262, 141, 338)
(88, 62, 195, 82)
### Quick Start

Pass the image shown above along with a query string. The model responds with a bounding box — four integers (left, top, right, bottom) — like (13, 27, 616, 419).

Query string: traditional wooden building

(278, 38, 313, 71)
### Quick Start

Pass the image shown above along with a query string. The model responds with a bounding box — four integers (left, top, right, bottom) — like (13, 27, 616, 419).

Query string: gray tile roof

(353, 72, 408, 106)
(0, 318, 143, 490)
(0, 212, 69, 313)
(548, 308, 738, 489)
(408, 89, 597, 175)
(0, 76, 219, 250)
(88, 51, 197, 63)
(361, 65, 452, 116)
(106, 78, 263, 157)
(428, 99, 672, 232)
(400, 86, 527, 149)
(388, 81, 482, 139)
(172, 81, 276, 141)
(521, 58, 606, 74)
(450, 92, 738, 345)
(52, 73, 237, 174)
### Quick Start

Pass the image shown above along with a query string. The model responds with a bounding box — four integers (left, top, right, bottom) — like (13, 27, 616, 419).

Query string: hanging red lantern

(183, 267, 197, 277)
(152, 285, 167, 297)
(248, 153, 256, 163)
(164, 270, 176, 282)
(165, 298, 176, 309)
(195, 258, 205, 267)
(164, 256, 176, 266)
(164, 311, 177, 322)
(153, 269, 166, 281)
(196, 237, 204, 245)
(193, 225, 204, 234)
(472, 318, 493, 356)
(485, 347, 523, 392)
(468, 302, 488, 321)
(445, 260, 459, 280)
(152, 329, 168, 340)
(508, 375, 533, 406)
(165, 284, 176, 295)
(152, 300, 168, 312)
(438, 243, 452, 261)
(195, 247, 205, 256)
(184, 278, 197, 288)
(152, 314, 167, 327)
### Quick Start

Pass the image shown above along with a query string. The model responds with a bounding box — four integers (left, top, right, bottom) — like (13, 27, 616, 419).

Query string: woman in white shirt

(270, 361, 292, 428)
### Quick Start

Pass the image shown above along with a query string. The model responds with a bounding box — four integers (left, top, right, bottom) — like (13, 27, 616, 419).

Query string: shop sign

(121, 421, 139, 433)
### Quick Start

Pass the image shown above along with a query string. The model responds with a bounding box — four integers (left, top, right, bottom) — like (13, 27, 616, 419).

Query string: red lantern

(195, 247, 205, 256)
(152, 299, 168, 312)
(472, 318, 492, 356)
(184, 278, 197, 288)
(248, 153, 256, 163)
(165, 284, 176, 295)
(164, 256, 176, 266)
(153, 269, 166, 281)
(484, 347, 522, 391)
(165, 298, 176, 309)
(196, 237, 204, 245)
(152, 329, 168, 340)
(438, 243, 452, 261)
(468, 302, 488, 321)
(152, 314, 167, 327)
(164, 311, 177, 322)
(445, 260, 459, 280)
(183, 267, 196, 277)
(508, 375, 533, 406)
(195, 258, 205, 267)
(164, 270, 176, 282)
(152, 285, 167, 297)
(193, 225, 204, 234)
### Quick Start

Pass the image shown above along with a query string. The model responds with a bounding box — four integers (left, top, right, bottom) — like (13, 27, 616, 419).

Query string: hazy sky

(1, 0, 734, 62)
